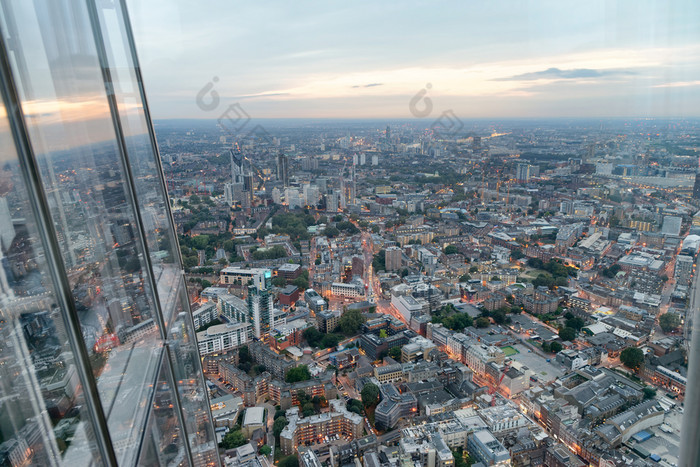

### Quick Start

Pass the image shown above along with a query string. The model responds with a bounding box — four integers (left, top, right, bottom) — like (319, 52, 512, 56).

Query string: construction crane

(489, 362, 512, 405)
(480, 170, 486, 205)
(505, 179, 512, 207)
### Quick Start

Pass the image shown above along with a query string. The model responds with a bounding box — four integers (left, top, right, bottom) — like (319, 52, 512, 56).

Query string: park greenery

(526, 258, 578, 289)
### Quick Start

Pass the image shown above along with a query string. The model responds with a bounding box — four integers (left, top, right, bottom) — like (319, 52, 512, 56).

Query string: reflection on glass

(0, 0, 218, 465)
(1, 2, 163, 464)
(138, 353, 191, 467)
(0, 88, 104, 464)
(94, 0, 183, 329)
(169, 288, 218, 467)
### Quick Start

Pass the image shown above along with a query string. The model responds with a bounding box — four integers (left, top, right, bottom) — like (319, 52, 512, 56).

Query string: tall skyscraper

(693, 173, 700, 199)
(385, 246, 403, 271)
(0, 2, 217, 465)
(277, 152, 289, 187)
(247, 271, 274, 339)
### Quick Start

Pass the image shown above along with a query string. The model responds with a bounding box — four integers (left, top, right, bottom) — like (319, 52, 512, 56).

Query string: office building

(197, 322, 250, 356)
(248, 284, 274, 339)
(385, 246, 403, 271)
(304, 289, 328, 313)
(0, 2, 217, 465)
(280, 400, 363, 455)
(516, 163, 539, 182)
(277, 153, 289, 187)
(675, 255, 694, 286)
(220, 267, 272, 290)
(467, 430, 510, 466)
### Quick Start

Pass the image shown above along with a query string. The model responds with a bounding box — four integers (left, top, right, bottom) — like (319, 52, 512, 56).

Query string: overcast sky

(127, 0, 700, 120)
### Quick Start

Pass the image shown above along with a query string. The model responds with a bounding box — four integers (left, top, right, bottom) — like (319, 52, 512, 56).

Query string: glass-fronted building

(0, 0, 218, 465)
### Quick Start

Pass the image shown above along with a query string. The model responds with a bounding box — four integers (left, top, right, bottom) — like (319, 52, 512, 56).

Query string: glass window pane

(169, 286, 218, 467)
(94, 0, 183, 330)
(0, 88, 104, 464)
(0, 1, 163, 464)
(137, 353, 191, 467)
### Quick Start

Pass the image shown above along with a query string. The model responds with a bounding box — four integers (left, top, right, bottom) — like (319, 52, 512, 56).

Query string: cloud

(351, 83, 384, 88)
(495, 67, 636, 81)
(653, 80, 700, 88)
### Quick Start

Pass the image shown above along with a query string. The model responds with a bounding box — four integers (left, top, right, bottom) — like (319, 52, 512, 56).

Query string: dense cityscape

(2, 2, 700, 467)
(152, 117, 699, 467)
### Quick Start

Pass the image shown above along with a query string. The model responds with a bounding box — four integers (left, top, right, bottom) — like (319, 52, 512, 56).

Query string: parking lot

(509, 343, 565, 383)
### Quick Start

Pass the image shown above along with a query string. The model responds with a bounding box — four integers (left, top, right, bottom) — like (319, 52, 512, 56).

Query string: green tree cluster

(558, 327, 577, 342)
(337, 309, 366, 335)
(443, 245, 458, 255)
(273, 417, 289, 439)
(285, 365, 311, 383)
(361, 382, 380, 407)
(346, 399, 364, 415)
(620, 347, 644, 371)
(251, 244, 287, 261)
(659, 313, 681, 333)
(220, 430, 246, 449)
(475, 317, 490, 328)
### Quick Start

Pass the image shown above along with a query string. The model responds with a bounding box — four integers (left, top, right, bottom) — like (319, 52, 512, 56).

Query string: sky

(127, 0, 700, 120)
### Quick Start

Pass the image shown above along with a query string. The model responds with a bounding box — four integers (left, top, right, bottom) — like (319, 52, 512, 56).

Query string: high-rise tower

(277, 152, 289, 187)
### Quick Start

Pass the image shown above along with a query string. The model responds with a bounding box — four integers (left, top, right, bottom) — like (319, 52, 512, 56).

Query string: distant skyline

(128, 0, 700, 120)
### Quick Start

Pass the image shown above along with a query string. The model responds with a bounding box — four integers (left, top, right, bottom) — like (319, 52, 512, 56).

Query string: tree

(323, 226, 340, 238)
(279, 455, 299, 467)
(475, 317, 490, 328)
(558, 327, 576, 342)
(565, 317, 585, 331)
(274, 409, 286, 420)
(361, 382, 380, 407)
(458, 274, 471, 282)
(303, 327, 323, 347)
(550, 341, 563, 353)
(320, 333, 342, 349)
(620, 347, 644, 371)
(443, 245, 458, 255)
(541, 341, 550, 352)
(441, 313, 473, 331)
(259, 445, 271, 456)
(272, 276, 287, 287)
(285, 365, 311, 383)
(273, 417, 289, 439)
(220, 430, 246, 449)
(643, 387, 657, 400)
(379, 329, 388, 338)
(338, 309, 366, 335)
(302, 402, 316, 417)
(291, 270, 309, 290)
(346, 399, 364, 415)
(491, 309, 506, 325)
(659, 313, 681, 333)
(388, 346, 402, 360)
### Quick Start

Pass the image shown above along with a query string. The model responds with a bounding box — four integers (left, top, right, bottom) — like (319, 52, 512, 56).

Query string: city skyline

(129, 0, 700, 119)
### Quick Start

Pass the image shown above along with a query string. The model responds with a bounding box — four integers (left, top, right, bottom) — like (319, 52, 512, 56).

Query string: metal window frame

(0, 19, 119, 467)
(84, 1, 198, 465)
